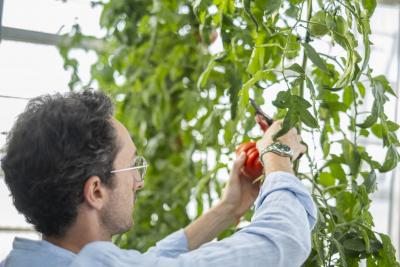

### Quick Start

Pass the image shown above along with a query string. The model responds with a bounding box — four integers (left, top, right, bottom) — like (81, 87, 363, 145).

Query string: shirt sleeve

(69, 171, 317, 267)
(166, 171, 317, 267)
(144, 229, 189, 257)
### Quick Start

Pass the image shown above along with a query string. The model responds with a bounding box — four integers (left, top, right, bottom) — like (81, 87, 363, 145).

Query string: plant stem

(293, 0, 312, 174)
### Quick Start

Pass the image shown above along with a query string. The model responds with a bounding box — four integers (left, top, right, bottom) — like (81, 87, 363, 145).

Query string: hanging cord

(0, 94, 31, 100)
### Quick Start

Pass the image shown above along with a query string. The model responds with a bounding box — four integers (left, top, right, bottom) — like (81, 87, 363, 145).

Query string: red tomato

(235, 141, 263, 181)
(234, 114, 270, 181)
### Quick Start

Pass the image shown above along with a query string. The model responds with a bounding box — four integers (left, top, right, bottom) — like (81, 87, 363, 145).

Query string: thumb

(233, 152, 246, 172)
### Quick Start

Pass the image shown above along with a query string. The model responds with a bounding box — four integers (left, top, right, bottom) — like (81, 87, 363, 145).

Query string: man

(1, 91, 316, 267)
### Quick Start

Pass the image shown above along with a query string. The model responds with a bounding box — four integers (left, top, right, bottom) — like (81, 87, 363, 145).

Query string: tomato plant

(60, 0, 400, 265)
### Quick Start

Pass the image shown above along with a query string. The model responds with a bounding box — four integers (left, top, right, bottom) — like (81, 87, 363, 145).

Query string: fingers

(293, 143, 307, 160)
(260, 119, 281, 138)
(257, 119, 307, 160)
(255, 139, 263, 152)
(270, 119, 283, 129)
(255, 114, 270, 132)
(300, 143, 307, 154)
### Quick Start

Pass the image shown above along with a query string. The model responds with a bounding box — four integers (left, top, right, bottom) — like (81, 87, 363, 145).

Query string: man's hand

(256, 119, 307, 176)
(184, 153, 260, 250)
(218, 152, 261, 221)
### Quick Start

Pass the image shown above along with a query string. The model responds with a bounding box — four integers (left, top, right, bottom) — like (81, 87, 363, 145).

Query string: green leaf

(228, 68, 242, 120)
(330, 31, 357, 88)
(332, 238, 348, 267)
(300, 109, 319, 128)
(357, 112, 378, 128)
(302, 43, 330, 74)
(305, 77, 316, 97)
(247, 33, 267, 74)
(379, 145, 399, 173)
(319, 172, 335, 187)
(387, 120, 400, 131)
(321, 127, 330, 158)
(333, 16, 347, 35)
(243, 0, 259, 30)
(337, 191, 358, 222)
(328, 163, 346, 183)
(272, 91, 318, 136)
(309, 11, 329, 37)
(256, 0, 283, 16)
(247, 47, 265, 74)
(341, 138, 361, 176)
(242, 69, 273, 91)
(375, 75, 396, 97)
(362, 0, 377, 17)
(360, 229, 371, 253)
(360, 128, 370, 137)
(291, 95, 312, 109)
(363, 169, 377, 193)
(343, 238, 366, 252)
(274, 109, 298, 139)
(379, 233, 399, 266)
(238, 86, 250, 121)
(285, 5, 299, 18)
(371, 76, 390, 117)
(287, 63, 305, 74)
(357, 96, 379, 129)
(272, 91, 290, 109)
(371, 123, 384, 138)
(290, 77, 304, 88)
(191, 0, 211, 15)
(357, 82, 366, 97)
(343, 86, 355, 108)
(197, 59, 216, 89)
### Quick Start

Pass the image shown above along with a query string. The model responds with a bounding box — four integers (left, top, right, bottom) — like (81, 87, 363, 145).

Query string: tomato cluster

(235, 141, 263, 181)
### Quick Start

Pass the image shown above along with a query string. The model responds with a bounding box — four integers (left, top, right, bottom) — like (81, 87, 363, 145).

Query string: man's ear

(83, 176, 108, 210)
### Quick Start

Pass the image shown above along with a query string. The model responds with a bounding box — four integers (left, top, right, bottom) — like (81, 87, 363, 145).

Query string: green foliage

(60, 0, 400, 265)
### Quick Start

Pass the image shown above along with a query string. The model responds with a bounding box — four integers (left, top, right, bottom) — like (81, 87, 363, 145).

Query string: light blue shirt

(1, 171, 317, 267)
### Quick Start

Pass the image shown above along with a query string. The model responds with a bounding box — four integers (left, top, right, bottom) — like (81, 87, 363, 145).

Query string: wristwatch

(259, 142, 293, 166)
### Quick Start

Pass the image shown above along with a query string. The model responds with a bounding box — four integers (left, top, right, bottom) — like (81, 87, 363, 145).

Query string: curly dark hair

(1, 90, 119, 237)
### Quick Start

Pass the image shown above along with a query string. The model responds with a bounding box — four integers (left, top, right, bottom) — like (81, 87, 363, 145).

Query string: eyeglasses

(110, 156, 148, 182)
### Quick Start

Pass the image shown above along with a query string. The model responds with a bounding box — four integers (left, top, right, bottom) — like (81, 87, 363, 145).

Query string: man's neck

(44, 215, 111, 254)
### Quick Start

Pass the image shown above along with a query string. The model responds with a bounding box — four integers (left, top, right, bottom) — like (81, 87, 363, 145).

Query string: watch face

(264, 142, 293, 159)
(277, 143, 291, 152)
